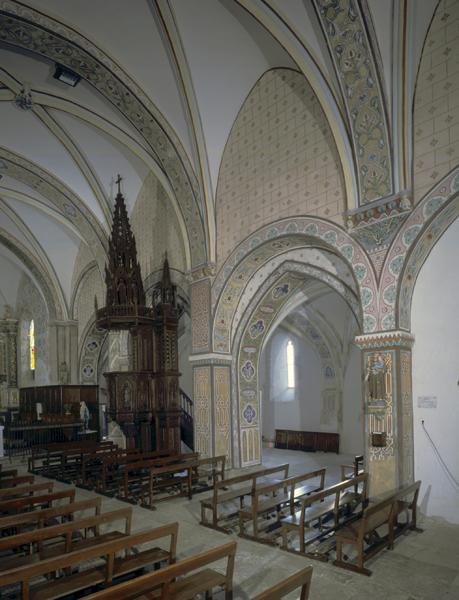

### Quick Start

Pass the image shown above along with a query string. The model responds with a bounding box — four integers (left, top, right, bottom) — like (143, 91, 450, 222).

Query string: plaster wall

(216, 68, 345, 266)
(341, 344, 364, 456)
(260, 328, 323, 442)
(411, 216, 459, 524)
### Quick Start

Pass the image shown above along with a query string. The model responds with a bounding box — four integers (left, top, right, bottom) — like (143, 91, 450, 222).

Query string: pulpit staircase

(180, 389, 194, 450)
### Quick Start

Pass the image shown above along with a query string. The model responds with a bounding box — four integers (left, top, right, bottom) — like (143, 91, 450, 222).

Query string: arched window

(287, 339, 295, 388)
(29, 320, 35, 371)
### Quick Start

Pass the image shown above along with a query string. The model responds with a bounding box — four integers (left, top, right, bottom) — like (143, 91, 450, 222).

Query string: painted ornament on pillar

(241, 360, 255, 381)
(365, 353, 390, 410)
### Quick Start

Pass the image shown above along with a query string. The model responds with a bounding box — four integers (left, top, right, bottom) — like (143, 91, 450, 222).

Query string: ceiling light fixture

(53, 64, 81, 87)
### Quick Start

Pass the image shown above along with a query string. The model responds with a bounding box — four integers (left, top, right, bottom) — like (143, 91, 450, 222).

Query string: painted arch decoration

(230, 259, 360, 467)
(212, 216, 377, 354)
(0, 1, 207, 267)
(312, 0, 393, 204)
(0, 147, 108, 272)
(379, 167, 459, 331)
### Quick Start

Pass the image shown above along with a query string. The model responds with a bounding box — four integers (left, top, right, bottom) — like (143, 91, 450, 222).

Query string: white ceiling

(0, 0, 440, 317)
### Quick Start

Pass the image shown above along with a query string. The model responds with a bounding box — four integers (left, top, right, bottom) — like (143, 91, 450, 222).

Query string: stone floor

(2, 448, 459, 600)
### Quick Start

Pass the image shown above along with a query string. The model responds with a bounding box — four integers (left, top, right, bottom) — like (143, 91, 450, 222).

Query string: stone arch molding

(0, 147, 107, 273)
(0, 228, 63, 320)
(0, 1, 207, 267)
(212, 216, 377, 354)
(378, 167, 459, 331)
(229, 257, 360, 467)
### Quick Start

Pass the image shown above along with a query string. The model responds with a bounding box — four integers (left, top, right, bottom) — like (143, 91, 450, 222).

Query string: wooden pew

(0, 481, 53, 500)
(334, 480, 422, 575)
(281, 473, 368, 554)
(121, 453, 199, 504)
(0, 488, 76, 515)
(192, 455, 226, 489)
(0, 475, 35, 488)
(29, 441, 115, 475)
(0, 468, 18, 478)
(252, 566, 313, 599)
(238, 469, 327, 541)
(0, 522, 178, 600)
(0, 497, 102, 534)
(82, 540, 236, 600)
(200, 464, 289, 531)
(0, 507, 133, 571)
(99, 449, 172, 493)
(340, 454, 364, 481)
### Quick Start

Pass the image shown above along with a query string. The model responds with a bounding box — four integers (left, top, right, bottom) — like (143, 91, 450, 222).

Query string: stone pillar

(355, 331, 415, 496)
(190, 356, 232, 463)
(189, 266, 233, 463)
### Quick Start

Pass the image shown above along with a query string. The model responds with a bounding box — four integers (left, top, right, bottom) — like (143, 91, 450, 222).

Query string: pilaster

(48, 320, 78, 384)
(190, 354, 233, 465)
(355, 330, 415, 495)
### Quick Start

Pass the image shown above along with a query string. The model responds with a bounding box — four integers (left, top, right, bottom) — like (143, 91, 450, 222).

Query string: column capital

(188, 262, 216, 283)
(354, 330, 414, 349)
(189, 352, 232, 366)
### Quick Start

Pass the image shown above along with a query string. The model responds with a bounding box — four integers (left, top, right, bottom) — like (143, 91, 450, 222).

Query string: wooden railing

(180, 389, 194, 450)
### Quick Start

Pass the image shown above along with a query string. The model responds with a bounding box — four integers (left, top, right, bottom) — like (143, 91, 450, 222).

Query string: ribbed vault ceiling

(0, 0, 440, 316)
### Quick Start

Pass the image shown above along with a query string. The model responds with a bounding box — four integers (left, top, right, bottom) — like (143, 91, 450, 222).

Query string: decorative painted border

(312, 0, 393, 204)
(212, 217, 377, 353)
(0, 2, 207, 266)
(379, 167, 459, 330)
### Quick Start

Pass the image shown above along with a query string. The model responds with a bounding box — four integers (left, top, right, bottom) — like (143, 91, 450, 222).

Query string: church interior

(0, 0, 458, 598)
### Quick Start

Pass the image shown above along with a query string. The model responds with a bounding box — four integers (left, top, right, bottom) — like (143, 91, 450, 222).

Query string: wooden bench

(200, 463, 289, 531)
(0, 506, 133, 572)
(0, 488, 76, 515)
(29, 441, 115, 476)
(334, 480, 422, 575)
(340, 454, 364, 481)
(0, 475, 35, 488)
(99, 450, 172, 494)
(0, 481, 53, 500)
(121, 453, 199, 505)
(0, 521, 178, 600)
(192, 455, 226, 489)
(281, 473, 368, 554)
(252, 566, 313, 599)
(0, 496, 102, 534)
(0, 467, 18, 478)
(239, 468, 327, 540)
(82, 540, 237, 600)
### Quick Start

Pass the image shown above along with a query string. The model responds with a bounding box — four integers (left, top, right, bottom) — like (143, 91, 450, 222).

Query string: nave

(1, 448, 458, 600)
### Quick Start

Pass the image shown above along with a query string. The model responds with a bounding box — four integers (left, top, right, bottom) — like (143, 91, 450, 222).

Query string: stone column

(355, 330, 414, 496)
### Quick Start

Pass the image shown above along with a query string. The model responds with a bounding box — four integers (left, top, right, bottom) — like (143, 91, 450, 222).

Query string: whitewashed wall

(260, 328, 322, 441)
(341, 345, 363, 455)
(411, 216, 459, 524)
(260, 326, 362, 454)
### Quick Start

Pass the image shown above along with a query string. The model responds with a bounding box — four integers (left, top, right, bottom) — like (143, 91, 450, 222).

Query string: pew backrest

(0, 481, 53, 499)
(0, 488, 76, 514)
(0, 496, 102, 532)
(0, 475, 34, 488)
(252, 566, 313, 600)
(81, 540, 237, 600)
(0, 521, 179, 598)
(0, 506, 133, 556)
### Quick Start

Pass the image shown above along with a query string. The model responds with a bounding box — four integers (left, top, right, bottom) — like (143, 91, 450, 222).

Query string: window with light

(287, 339, 295, 388)
(29, 320, 35, 371)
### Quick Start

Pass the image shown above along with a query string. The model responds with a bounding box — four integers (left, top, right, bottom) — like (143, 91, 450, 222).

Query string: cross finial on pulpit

(116, 174, 123, 195)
